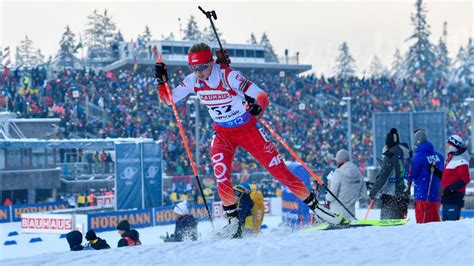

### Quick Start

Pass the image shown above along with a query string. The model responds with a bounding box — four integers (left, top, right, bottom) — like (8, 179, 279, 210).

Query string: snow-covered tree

(183, 15, 201, 41)
(433, 37, 451, 82)
(54, 25, 81, 69)
(368, 55, 389, 78)
(248, 33, 258, 45)
(391, 49, 406, 79)
(453, 38, 474, 85)
(139, 26, 152, 50)
(162, 32, 175, 41)
(405, 0, 437, 83)
(15, 35, 40, 67)
(333, 42, 356, 78)
(202, 26, 225, 44)
(84, 9, 117, 62)
(260, 33, 278, 63)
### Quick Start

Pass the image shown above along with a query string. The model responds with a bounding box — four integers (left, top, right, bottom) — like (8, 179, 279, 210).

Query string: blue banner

(142, 142, 163, 208)
(11, 201, 69, 222)
(0, 206, 10, 223)
(115, 142, 143, 210)
(282, 162, 311, 227)
(88, 209, 153, 233)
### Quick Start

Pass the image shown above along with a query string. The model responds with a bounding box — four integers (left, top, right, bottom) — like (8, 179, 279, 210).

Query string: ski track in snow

(1, 212, 473, 265)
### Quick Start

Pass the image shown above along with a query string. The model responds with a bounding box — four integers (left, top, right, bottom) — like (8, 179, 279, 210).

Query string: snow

(1, 210, 473, 265)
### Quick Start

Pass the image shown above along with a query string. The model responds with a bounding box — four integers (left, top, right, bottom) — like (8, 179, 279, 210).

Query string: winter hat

(385, 128, 400, 148)
(116, 220, 131, 231)
(66, 230, 83, 248)
(174, 200, 189, 216)
(85, 229, 97, 241)
(335, 149, 350, 164)
(413, 129, 427, 146)
(448, 135, 464, 149)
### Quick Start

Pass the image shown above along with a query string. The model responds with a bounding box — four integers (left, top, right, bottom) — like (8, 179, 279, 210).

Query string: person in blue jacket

(407, 129, 444, 223)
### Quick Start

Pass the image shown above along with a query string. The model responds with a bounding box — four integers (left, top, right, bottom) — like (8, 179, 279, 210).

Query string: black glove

(155, 62, 168, 85)
(215, 49, 231, 65)
(366, 182, 374, 190)
(247, 103, 263, 116)
(443, 179, 465, 196)
(430, 164, 443, 179)
(369, 190, 377, 200)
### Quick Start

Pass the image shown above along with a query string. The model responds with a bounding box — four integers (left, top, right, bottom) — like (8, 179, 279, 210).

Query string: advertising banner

(115, 142, 142, 210)
(142, 142, 162, 208)
(21, 213, 73, 234)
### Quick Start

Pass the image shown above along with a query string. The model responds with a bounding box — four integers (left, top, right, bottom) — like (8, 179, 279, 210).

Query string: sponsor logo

(212, 153, 228, 183)
(21, 217, 72, 230)
(146, 166, 159, 179)
(269, 155, 283, 168)
(264, 142, 275, 154)
(199, 93, 230, 101)
(120, 167, 138, 180)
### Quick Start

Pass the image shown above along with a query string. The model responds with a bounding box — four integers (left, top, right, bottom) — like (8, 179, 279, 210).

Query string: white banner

(21, 213, 74, 234)
(96, 195, 115, 208)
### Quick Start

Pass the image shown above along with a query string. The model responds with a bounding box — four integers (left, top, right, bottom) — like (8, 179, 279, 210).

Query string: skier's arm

(370, 156, 393, 197)
(227, 71, 269, 115)
(325, 173, 341, 202)
(155, 62, 195, 104)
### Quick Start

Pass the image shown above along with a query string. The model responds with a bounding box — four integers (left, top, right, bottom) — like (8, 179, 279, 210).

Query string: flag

(133, 57, 138, 73)
(73, 34, 83, 53)
(2, 46, 11, 68)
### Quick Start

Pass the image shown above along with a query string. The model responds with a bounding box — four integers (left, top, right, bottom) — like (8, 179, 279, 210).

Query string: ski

(303, 218, 408, 233)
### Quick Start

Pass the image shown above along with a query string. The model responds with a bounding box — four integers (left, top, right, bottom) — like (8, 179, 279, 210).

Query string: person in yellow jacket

(234, 183, 265, 235)
(76, 193, 86, 207)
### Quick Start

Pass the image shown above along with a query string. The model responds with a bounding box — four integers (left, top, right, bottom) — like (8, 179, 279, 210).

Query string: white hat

(448, 135, 464, 149)
(335, 149, 350, 164)
(174, 200, 188, 216)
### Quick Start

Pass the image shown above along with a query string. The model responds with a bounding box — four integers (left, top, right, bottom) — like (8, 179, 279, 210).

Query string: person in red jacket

(441, 135, 471, 221)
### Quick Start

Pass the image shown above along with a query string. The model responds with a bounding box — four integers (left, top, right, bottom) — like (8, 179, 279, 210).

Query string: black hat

(117, 219, 130, 231)
(85, 229, 97, 241)
(66, 230, 83, 249)
(385, 128, 400, 148)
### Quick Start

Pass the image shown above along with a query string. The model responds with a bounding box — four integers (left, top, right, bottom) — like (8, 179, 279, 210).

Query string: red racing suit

(168, 63, 310, 207)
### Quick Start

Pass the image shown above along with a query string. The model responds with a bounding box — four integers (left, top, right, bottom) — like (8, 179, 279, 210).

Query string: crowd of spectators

(1, 65, 472, 183)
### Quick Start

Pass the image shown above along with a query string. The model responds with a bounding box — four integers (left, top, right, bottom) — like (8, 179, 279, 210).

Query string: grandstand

(103, 40, 311, 74)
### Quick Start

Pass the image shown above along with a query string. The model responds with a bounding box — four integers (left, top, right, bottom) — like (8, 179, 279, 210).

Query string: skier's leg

(236, 125, 345, 224)
(210, 131, 241, 238)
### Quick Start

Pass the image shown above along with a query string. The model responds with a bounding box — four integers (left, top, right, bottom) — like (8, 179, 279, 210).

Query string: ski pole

(196, 6, 357, 220)
(198, 6, 229, 66)
(257, 117, 357, 220)
(157, 55, 214, 229)
(423, 169, 434, 223)
(364, 198, 374, 220)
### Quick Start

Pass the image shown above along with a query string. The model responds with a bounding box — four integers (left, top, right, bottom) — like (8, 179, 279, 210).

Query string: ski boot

(221, 205, 242, 239)
(304, 192, 350, 226)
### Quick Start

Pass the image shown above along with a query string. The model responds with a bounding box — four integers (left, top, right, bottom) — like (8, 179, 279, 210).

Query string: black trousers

(380, 194, 408, 219)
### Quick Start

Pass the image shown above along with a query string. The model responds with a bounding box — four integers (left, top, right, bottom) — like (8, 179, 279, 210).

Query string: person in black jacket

(117, 219, 142, 247)
(66, 230, 85, 251)
(369, 128, 411, 219)
(84, 229, 111, 250)
(163, 200, 198, 242)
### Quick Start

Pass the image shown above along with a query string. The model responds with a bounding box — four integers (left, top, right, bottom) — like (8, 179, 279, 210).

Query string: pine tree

(248, 33, 258, 45)
(333, 42, 356, 78)
(140, 26, 152, 50)
(433, 37, 451, 82)
(15, 35, 38, 67)
(391, 49, 406, 79)
(183, 15, 201, 41)
(54, 25, 80, 69)
(162, 32, 175, 41)
(84, 9, 117, 63)
(260, 33, 278, 63)
(202, 26, 224, 44)
(405, 0, 437, 83)
(368, 55, 389, 78)
(453, 38, 474, 85)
